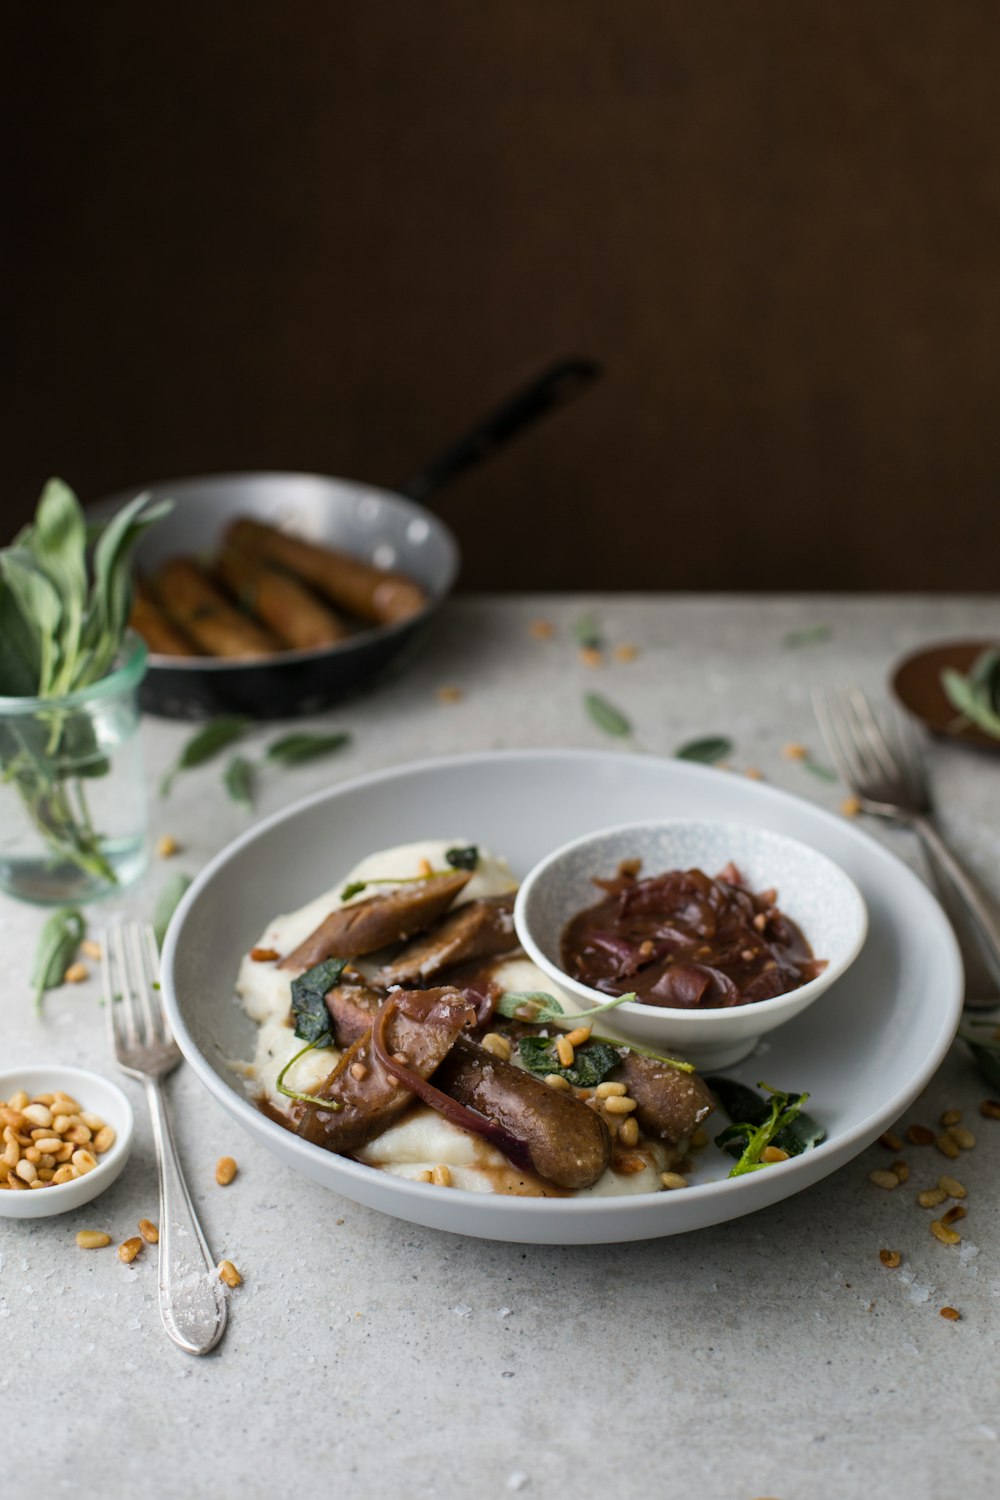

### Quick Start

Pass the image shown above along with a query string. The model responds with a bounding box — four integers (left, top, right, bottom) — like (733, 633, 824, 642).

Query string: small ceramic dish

(514, 819, 868, 1069)
(0, 1065, 134, 1219)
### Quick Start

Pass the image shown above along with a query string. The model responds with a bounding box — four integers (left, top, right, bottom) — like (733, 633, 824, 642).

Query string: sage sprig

(941, 648, 1000, 740)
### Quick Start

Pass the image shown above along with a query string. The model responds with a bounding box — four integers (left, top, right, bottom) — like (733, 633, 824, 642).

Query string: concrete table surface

(4, 594, 999, 1500)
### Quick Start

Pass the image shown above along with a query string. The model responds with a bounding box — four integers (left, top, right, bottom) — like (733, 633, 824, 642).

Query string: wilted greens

(707, 1077, 825, 1177)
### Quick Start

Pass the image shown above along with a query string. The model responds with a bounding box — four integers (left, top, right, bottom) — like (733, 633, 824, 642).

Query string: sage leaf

(959, 1021, 1000, 1092)
(675, 735, 733, 764)
(160, 716, 250, 796)
(445, 845, 479, 871)
(707, 1077, 825, 1174)
(224, 754, 255, 810)
(942, 660, 1000, 740)
(154, 872, 192, 948)
(517, 1035, 622, 1088)
(266, 731, 351, 765)
(291, 958, 348, 1046)
(31, 907, 86, 1015)
(585, 691, 631, 738)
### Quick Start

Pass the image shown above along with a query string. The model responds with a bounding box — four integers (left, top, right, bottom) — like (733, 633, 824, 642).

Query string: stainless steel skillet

(94, 358, 599, 720)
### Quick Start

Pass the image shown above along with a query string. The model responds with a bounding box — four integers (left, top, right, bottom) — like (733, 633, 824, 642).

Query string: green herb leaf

(81, 490, 173, 687)
(958, 1021, 1000, 1092)
(275, 1038, 344, 1109)
(30, 907, 86, 1015)
(445, 845, 479, 871)
(493, 988, 695, 1071)
(340, 880, 367, 901)
(707, 1078, 824, 1176)
(160, 716, 250, 797)
(675, 735, 733, 764)
(154, 872, 192, 948)
(802, 758, 837, 783)
(338, 870, 444, 901)
(266, 731, 351, 765)
(290, 958, 348, 1047)
(942, 657, 1000, 740)
(517, 1035, 622, 1088)
(574, 611, 604, 651)
(783, 624, 831, 649)
(585, 691, 631, 738)
(224, 754, 255, 810)
(495, 989, 567, 1022)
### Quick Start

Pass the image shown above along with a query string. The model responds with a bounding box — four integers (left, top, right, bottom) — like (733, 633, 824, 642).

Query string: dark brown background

(7, 2, 1000, 591)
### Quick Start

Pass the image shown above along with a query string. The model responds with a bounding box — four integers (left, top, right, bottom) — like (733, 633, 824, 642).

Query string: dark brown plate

(891, 639, 1000, 752)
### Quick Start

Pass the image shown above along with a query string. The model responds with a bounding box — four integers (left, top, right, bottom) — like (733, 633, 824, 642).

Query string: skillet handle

(399, 357, 601, 504)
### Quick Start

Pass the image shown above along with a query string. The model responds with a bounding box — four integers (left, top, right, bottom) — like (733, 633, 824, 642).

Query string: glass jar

(0, 634, 149, 905)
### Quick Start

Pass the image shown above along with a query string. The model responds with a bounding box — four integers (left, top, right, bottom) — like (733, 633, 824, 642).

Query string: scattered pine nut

(555, 1035, 575, 1068)
(937, 1174, 966, 1199)
(762, 1146, 789, 1163)
(941, 1203, 967, 1226)
(979, 1099, 1000, 1120)
(613, 643, 639, 663)
(879, 1249, 901, 1268)
(869, 1169, 900, 1190)
(907, 1123, 935, 1146)
(878, 1131, 903, 1152)
(72, 1149, 97, 1174)
(564, 1025, 592, 1047)
(782, 742, 809, 760)
(430, 1164, 452, 1187)
(139, 1218, 159, 1243)
(481, 1033, 513, 1061)
(579, 646, 604, 668)
(76, 1230, 111, 1249)
(528, 618, 555, 640)
(840, 796, 861, 817)
(63, 962, 88, 984)
(80, 939, 103, 961)
(215, 1156, 238, 1187)
(891, 1160, 910, 1183)
(930, 1220, 961, 1246)
(349, 1061, 369, 1081)
(744, 767, 764, 781)
(596, 1082, 627, 1099)
(939, 1306, 961, 1321)
(939, 1108, 962, 1127)
(218, 1259, 242, 1288)
(949, 1125, 976, 1150)
(935, 1134, 961, 1160)
(660, 1172, 688, 1190)
(92, 1125, 116, 1154)
(613, 1153, 647, 1175)
(543, 1074, 571, 1091)
(917, 1187, 948, 1209)
(156, 834, 179, 858)
(603, 1095, 638, 1115)
(118, 1237, 143, 1264)
(618, 1117, 640, 1148)
(436, 685, 463, 704)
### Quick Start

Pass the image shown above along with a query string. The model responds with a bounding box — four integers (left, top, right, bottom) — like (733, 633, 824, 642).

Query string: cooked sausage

(375, 894, 518, 987)
(129, 576, 200, 656)
(611, 1051, 713, 1143)
(296, 987, 474, 1152)
(324, 983, 382, 1048)
(432, 1036, 611, 1191)
(155, 557, 280, 658)
(226, 517, 427, 625)
(215, 545, 349, 650)
(279, 871, 471, 969)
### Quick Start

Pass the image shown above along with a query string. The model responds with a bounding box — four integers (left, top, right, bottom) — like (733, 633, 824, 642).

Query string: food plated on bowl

(515, 821, 868, 1069)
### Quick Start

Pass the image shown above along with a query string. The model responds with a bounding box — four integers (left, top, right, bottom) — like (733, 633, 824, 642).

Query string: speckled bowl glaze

(514, 819, 868, 1069)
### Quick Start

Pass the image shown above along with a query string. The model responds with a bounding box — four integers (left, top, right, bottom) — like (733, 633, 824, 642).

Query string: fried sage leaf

(707, 1077, 825, 1176)
(517, 1035, 622, 1088)
(290, 958, 348, 1047)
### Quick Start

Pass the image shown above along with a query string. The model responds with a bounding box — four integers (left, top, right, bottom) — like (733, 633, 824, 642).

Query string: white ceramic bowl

(0, 1065, 134, 1219)
(514, 819, 868, 1069)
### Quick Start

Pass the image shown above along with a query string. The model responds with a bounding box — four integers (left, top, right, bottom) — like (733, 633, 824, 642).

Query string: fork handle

(145, 1078, 229, 1356)
(909, 813, 1000, 996)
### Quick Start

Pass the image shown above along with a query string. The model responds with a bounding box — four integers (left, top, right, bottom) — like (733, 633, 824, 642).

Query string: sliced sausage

(279, 870, 471, 969)
(432, 1036, 611, 1191)
(611, 1051, 713, 1143)
(296, 988, 474, 1153)
(375, 894, 518, 987)
(324, 983, 381, 1048)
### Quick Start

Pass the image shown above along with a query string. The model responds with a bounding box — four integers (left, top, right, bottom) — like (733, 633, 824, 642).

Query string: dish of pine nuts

(0, 1087, 117, 1192)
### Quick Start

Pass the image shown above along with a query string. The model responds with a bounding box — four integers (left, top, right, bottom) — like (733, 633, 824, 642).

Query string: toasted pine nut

(878, 1131, 903, 1151)
(118, 1237, 143, 1263)
(22, 1102, 53, 1128)
(613, 1153, 647, 1175)
(218, 1259, 242, 1288)
(690, 1127, 710, 1147)
(52, 1114, 73, 1134)
(869, 1169, 900, 1190)
(840, 795, 861, 817)
(762, 1146, 789, 1163)
(782, 741, 809, 760)
(879, 1249, 901, 1268)
(939, 1108, 962, 1127)
(430, 1164, 452, 1187)
(481, 1033, 512, 1062)
(543, 1074, 571, 1091)
(891, 1160, 910, 1183)
(618, 1117, 640, 1148)
(79, 1111, 105, 1131)
(939, 1306, 961, 1321)
(528, 618, 555, 639)
(660, 1172, 688, 1190)
(76, 1230, 111, 1249)
(14, 1159, 37, 1183)
(9, 1091, 29, 1111)
(80, 939, 103, 961)
(92, 1126, 116, 1154)
(564, 1026, 592, 1047)
(941, 1203, 967, 1226)
(156, 834, 179, 858)
(603, 1095, 637, 1115)
(930, 1220, 961, 1245)
(215, 1156, 238, 1187)
(935, 1133, 960, 1159)
(917, 1186, 947, 1208)
(139, 1218, 159, 1243)
(979, 1098, 1000, 1119)
(250, 947, 280, 963)
(349, 1061, 368, 1081)
(949, 1125, 976, 1150)
(3, 1141, 19, 1167)
(938, 1174, 966, 1199)
(71, 1149, 97, 1174)
(906, 1123, 935, 1146)
(54, 1143, 73, 1163)
(66, 1124, 92, 1145)
(0, 1106, 24, 1129)
(416, 1169, 432, 1182)
(555, 1035, 575, 1068)
(33, 1136, 62, 1154)
(24, 1147, 42, 1163)
(63, 962, 88, 984)
(596, 1081, 627, 1098)
(52, 1094, 81, 1114)
(52, 1165, 76, 1184)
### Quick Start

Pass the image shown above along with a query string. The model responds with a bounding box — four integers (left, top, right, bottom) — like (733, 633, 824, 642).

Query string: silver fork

(813, 686, 1000, 1000)
(103, 921, 228, 1355)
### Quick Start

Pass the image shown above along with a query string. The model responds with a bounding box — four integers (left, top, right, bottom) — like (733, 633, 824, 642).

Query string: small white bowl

(514, 819, 868, 1069)
(0, 1065, 134, 1219)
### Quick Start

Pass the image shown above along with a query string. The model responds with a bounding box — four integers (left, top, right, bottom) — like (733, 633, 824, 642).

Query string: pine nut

(690, 1127, 710, 1147)
(430, 1164, 452, 1187)
(14, 1159, 37, 1183)
(33, 1137, 61, 1154)
(80, 939, 103, 961)
(555, 1035, 575, 1068)
(564, 1026, 592, 1047)
(52, 1095, 81, 1114)
(92, 1126, 116, 1154)
(118, 1237, 143, 1263)
(22, 1103, 53, 1128)
(917, 1187, 948, 1208)
(481, 1033, 512, 1061)
(3, 1141, 18, 1167)
(9, 1091, 29, 1111)
(762, 1146, 789, 1163)
(37, 1167, 55, 1182)
(618, 1116, 639, 1148)
(939, 1109, 962, 1127)
(76, 1230, 111, 1249)
(603, 1095, 637, 1115)
(52, 1115, 73, 1134)
(139, 1218, 159, 1243)
(949, 1125, 976, 1150)
(906, 1124, 935, 1146)
(63, 962, 88, 984)
(54, 1143, 73, 1163)
(544, 1074, 571, 1091)
(930, 1220, 961, 1245)
(879, 1249, 901, 1268)
(891, 1160, 910, 1183)
(596, 1081, 627, 1098)
(157, 834, 180, 858)
(941, 1203, 967, 1226)
(869, 1169, 900, 1190)
(218, 1260, 242, 1288)
(938, 1174, 966, 1199)
(939, 1306, 961, 1321)
(613, 1153, 648, 1175)
(840, 795, 861, 816)
(349, 1061, 368, 1081)
(215, 1156, 238, 1186)
(879, 1132, 903, 1151)
(52, 1165, 76, 1184)
(65, 1124, 92, 1145)
(660, 1172, 688, 1190)
(0, 1106, 24, 1129)
(935, 1133, 960, 1159)
(72, 1149, 97, 1174)
(24, 1147, 42, 1164)
(79, 1112, 105, 1131)
(979, 1099, 1000, 1120)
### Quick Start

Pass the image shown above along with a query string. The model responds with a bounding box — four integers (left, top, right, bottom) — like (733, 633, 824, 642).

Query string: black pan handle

(399, 356, 601, 504)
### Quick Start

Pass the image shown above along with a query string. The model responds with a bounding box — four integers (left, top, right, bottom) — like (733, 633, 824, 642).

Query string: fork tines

(103, 921, 173, 1059)
(812, 685, 929, 813)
